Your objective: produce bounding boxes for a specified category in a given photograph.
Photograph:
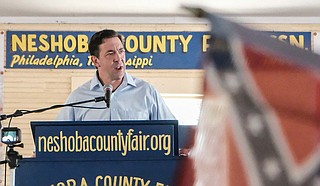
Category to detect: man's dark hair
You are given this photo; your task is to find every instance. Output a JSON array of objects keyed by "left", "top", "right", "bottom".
[{"left": 89, "top": 29, "right": 124, "bottom": 58}]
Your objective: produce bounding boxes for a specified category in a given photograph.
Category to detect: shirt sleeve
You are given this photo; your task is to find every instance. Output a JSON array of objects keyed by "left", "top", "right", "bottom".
[{"left": 151, "top": 89, "right": 176, "bottom": 120}]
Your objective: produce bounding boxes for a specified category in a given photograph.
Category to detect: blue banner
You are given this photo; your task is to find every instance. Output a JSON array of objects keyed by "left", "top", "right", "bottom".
[
  {"left": 31, "top": 120, "right": 179, "bottom": 159},
  {"left": 5, "top": 31, "right": 311, "bottom": 69},
  {"left": 15, "top": 158, "right": 183, "bottom": 186},
  {"left": 265, "top": 31, "right": 312, "bottom": 51}
]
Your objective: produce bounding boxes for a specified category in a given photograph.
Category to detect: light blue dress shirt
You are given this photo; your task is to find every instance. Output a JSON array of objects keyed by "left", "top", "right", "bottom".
[{"left": 56, "top": 72, "right": 176, "bottom": 121}]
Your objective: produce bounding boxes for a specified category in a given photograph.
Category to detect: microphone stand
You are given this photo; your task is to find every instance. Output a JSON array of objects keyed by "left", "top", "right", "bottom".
[
  {"left": 0, "top": 96, "right": 105, "bottom": 186},
  {"left": 0, "top": 96, "right": 105, "bottom": 121}
]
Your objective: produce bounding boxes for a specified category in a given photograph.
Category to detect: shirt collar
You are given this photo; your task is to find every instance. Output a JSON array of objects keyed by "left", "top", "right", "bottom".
[
  {"left": 90, "top": 71, "right": 136, "bottom": 91},
  {"left": 90, "top": 71, "right": 102, "bottom": 91},
  {"left": 125, "top": 72, "right": 136, "bottom": 87}
]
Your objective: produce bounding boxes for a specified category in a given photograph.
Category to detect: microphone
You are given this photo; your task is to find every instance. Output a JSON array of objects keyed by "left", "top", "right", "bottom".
[{"left": 103, "top": 84, "right": 113, "bottom": 108}]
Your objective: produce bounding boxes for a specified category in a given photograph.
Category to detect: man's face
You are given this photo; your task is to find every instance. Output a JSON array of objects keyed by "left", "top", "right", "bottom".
[{"left": 92, "top": 37, "right": 126, "bottom": 82}]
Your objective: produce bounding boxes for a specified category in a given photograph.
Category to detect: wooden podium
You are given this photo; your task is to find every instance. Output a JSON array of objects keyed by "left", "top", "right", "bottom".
[{"left": 14, "top": 120, "right": 195, "bottom": 186}]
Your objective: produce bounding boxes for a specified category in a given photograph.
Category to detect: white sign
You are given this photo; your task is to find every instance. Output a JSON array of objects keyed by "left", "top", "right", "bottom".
[{"left": 314, "top": 32, "right": 320, "bottom": 55}]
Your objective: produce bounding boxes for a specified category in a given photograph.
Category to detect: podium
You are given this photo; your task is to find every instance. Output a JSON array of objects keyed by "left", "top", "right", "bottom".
[{"left": 14, "top": 120, "right": 195, "bottom": 186}]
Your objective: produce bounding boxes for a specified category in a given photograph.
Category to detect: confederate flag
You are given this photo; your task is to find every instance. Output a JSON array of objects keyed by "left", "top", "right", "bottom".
[{"left": 178, "top": 8, "right": 320, "bottom": 186}]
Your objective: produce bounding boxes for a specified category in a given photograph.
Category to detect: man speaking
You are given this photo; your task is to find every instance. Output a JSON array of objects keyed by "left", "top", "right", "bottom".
[{"left": 57, "top": 29, "right": 175, "bottom": 121}]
